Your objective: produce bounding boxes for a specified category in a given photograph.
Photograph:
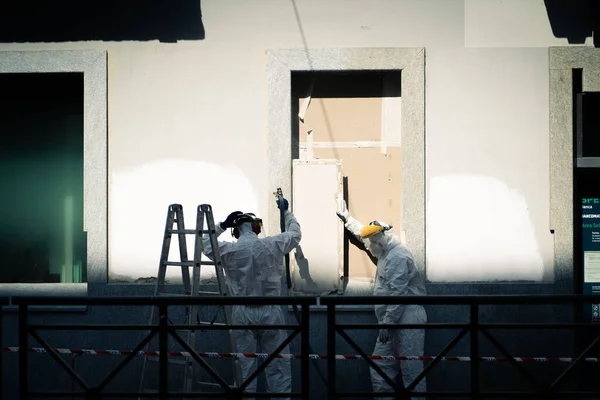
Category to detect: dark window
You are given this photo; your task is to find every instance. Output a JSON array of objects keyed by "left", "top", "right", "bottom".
[
  {"left": 579, "top": 92, "right": 600, "bottom": 157},
  {"left": 0, "top": 73, "right": 86, "bottom": 283}
]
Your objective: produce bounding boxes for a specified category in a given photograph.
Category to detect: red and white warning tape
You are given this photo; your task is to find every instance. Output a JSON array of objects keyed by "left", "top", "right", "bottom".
[{"left": 2, "top": 347, "right": 598, "bottom": 363}]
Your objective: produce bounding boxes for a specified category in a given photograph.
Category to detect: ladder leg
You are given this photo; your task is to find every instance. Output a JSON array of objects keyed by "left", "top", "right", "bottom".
[
  {"left": 139, "top": 204, "right": 178, "bottom": 399},
  {"left": 174, "top": 206, "right": 196, "bottom": 396},
  {"left": 191, "top": 207, "right": 204, "bottom": 320},
  {"left": 156, "top": 204, "right": 178, "bottom": 296},
  {"left": 180, "top": 207, "right": 206, "bottom": 394},
  {"left": 201, "top": 204, "right": 244, "bottom": 388},
  {"left": 175, "top": 207, "right": 192, "bottom": 295}
]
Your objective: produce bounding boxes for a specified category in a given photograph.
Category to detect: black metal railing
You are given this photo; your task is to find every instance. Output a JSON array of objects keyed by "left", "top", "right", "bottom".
[
  {"left": 13, "top": 295, "right": 315, "bottom": 399},
  {"left": 0, "top": 296, "right": 8, "bottom": 399},
  {"left": 4, "top": 295, "right": 600, "bottom": 399},
  {"left": 321, "top": 294, "right": 600, "bottom": 399}
]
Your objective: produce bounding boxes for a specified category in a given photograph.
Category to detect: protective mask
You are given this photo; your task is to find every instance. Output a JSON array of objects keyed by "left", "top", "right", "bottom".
[{"left": 367, "top": 234, "right": 386, "bottom": 258}]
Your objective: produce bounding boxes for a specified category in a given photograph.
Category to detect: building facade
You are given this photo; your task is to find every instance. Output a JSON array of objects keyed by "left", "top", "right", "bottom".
[{"left": 1, "top": 0, "right": 599, "bottom": 397}]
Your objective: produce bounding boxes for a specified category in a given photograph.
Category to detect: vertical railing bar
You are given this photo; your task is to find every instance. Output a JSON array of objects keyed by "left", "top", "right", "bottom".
[
  {"left": 327, "top": 303, "right": 336, "bottom": 400},
  {"left": 0, "top": 300, "right": 3, "bottom": 400},
  {"left": 158, "top": 304, "right": 168, "bottom": 397},
  {"left": 301, "top": 303, "right": 310, "bottom": 400},
  {"left": 471, "top": 302, "right": 480, "bottom": 399},
  {"left": 19, "top": 303, "right": 29, "bottom": 400}
]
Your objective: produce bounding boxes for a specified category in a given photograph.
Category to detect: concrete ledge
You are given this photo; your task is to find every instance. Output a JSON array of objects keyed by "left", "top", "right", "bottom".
[{"left": 549, "top": 47, "right": 600, "bottom": 69}]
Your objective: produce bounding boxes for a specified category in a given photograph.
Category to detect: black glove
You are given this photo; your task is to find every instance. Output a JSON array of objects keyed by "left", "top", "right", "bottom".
[
  {"left": 378, "top": 329, "right": 391, "bottom": 344},
  {"left": 220, "top": 211, "right": 243, "bottom": 229},
  {"left": 276, "top": 197, "right": 289, "bottom": 211}
]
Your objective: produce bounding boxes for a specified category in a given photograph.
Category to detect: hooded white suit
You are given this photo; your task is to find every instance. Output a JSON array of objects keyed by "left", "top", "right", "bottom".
[
  {"left": 344, "top": 215, "right": 427, "bottom": 400},
  {"left": 203, "top": 210, "right": 301, "bottom": 399}
]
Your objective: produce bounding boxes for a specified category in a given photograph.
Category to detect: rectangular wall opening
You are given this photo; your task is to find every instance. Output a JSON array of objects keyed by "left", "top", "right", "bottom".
[
  {"left": 0, "top": 72, "right": 86, "bottom": 284},
  {"left": 579, "top": 92, "right": 600, "bottom": 157},
  {"left": 291, "top": 70, "right": 402, "bottom": 285}
]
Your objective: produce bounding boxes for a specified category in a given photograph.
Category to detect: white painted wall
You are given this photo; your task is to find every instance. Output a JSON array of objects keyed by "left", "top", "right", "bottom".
[{"left": 0, "top": 0, "right": 591, "bottom": 282}]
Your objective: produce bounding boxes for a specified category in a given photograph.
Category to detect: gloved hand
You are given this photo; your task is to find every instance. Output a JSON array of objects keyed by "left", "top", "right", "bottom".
[
  {"left": 220, "top": 211, "right": 243, "bottom": 229},
  {"left": 377, "top": 328, "right": 391, "bottom": 344},
  {"left": 276, "top": 197, "right": 289, "bottom": 211},
  {"left": 336, "top": 199, "right": 349, "bottom": 223}
]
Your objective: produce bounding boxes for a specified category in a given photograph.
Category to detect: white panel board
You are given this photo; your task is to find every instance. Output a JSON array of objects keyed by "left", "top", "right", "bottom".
[{"left": 291, "top": 159, "right": 344, "bottom": 294}]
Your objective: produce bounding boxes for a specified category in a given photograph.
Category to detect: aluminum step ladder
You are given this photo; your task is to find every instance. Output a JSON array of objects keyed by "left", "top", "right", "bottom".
[{"left": 138, "top": 203, "right": 242, "bottom": 398}]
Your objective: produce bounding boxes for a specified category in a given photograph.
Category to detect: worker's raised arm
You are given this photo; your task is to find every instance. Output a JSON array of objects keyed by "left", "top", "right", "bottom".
[
  {"left": 202, "top": 223, "right": 231, "bottom": 262},
  {"left": 266, "top": 195, "right": 302, "bottom": 255},
  {"left": 267, "top": 210, "right": 302, "bottom": 255},
  {"left": 202, "top": 211, "right": 241, "bottom": 262},
  {"left": 336, "top": 200, "right": 367, "bottom": 245}
]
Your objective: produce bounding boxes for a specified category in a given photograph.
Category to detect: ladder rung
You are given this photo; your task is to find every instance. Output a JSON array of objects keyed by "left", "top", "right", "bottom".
[
  {"left": 157, "top": 292, "right": 191, "bottom": 297},
  {"left": 166, "top": 229, "right": 216, "bottom": 235},
  {"left": 165, "top": 261, "right": 193, "bottom": 266},
  {"left": 167, "top": 229, "right": 196, "bottom": 234},
  {"left": 163, "top": 261, "right": 218, "bottom": 267},
  {"left": 197, "top": 291, "right": 222, "bottom": 295}
]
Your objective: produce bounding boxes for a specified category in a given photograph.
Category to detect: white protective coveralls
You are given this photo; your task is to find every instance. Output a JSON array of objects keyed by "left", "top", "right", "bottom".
[
  {"left": 203, "top": 210, "right": 301, "bottom": 398},
  {"left": 342, "top": 212, "right": 427, "bottom": 399}
]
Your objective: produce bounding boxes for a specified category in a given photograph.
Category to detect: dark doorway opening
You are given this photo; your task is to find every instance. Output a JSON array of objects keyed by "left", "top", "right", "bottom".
[
  {"left": 578, "top": 93, "right": 600, "bottom": 157},
  {"left": 290, "top": 70, "right": 402, "bottom": 289},
  {"left": 0, "top": 73, "right": 86, "bottom": 283}
]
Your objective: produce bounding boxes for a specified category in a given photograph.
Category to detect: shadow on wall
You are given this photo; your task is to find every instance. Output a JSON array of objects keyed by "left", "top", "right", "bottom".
[
  {"left": 544, "top": 0, "right": 599, "bottom": 45},
  {"left": 0, "top": 0, "right": 204, "bottom": 43}
]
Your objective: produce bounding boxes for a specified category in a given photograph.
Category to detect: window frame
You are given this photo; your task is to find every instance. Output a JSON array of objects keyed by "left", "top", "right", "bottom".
[
  {"left": 0, "top": 50, "right": 108, "bottom": 299},
  {"left": 267, "top": 48, "right": 426, "bottom": 286},
  {"left": 550, "top": 47, "right": 600, "bottom": 293}
]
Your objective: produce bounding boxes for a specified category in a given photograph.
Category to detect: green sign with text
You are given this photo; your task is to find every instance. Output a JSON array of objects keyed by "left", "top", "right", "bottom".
[{"left": 582, "top": 198, "right": 600, "bottom": 323}]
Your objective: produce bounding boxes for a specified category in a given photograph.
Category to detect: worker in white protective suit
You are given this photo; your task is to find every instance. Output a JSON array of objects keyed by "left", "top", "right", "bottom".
[
  {"left": 202, "top": 197, "right": 301, "bottom": 399},
  {"left": 336, "top": 200, "right": 427, "bottom": 400}
]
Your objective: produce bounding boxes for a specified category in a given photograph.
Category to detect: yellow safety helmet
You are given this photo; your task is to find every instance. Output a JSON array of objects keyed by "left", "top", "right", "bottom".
[
  {"left": 359, "top": 221, "right": 392, "bottom": 239},
  {"left": 360, "top": 225, "right": 383, "bottom": 238}
]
